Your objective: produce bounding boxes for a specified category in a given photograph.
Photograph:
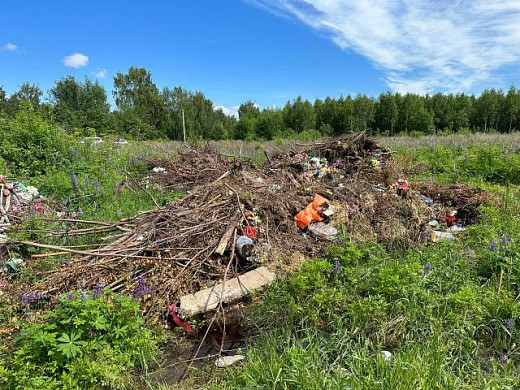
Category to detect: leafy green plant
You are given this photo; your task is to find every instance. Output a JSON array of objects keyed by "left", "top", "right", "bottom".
[
  {"left": 3, "top": 291, "right": 162, "bottom": 390},
  {"left": 0, "top": 103, "right": 73, "bottom": 176}
]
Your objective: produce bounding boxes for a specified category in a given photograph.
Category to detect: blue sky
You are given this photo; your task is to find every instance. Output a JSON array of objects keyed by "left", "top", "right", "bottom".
[{"left": 2, "top": 1, "right": 520, "bottom": 115}]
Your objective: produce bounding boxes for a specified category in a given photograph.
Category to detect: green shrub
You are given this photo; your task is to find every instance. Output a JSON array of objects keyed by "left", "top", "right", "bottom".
[
  {"left": 0, "top": 103, "right": 73, "bottom": 176},
  {"left": 3, "top": 292, "right": 161, "bottom": 390}
]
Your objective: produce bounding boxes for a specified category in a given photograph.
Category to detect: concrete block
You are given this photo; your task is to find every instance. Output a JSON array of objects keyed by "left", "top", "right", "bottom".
[{"left": 179, "top": 266, "right": 276, "bottom": 317}]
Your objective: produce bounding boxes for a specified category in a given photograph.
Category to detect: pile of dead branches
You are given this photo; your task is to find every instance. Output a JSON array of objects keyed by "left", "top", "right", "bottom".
[{"left": 13, "top": 133, "right": 491, "bottom": 320}]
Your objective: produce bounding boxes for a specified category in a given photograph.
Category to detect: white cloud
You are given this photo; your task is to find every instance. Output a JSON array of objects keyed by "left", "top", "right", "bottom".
[
  {"left": 94, "top": 68, "right": 106, "bottom": 78},
  {"left": 2, "top": 43, "right": 17, "bottom": 51},
  {"left": 63, "top": 53, "right": 89, "bottom": 68},
  {"left": 214, "top": 104, "right": 240, "bottom": 118},
  {"left": 248, "top": 0, "right": 520, "bottom": 93}
]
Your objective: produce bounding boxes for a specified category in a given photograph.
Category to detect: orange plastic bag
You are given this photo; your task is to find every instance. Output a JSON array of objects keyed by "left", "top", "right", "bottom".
[{"left": 294, "top": 194, "right": 329, "bottom": 229}]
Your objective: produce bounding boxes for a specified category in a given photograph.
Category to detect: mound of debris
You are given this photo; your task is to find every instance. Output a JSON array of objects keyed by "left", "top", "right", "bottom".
[{"left": 12, "top": 133, "right": 490, "bottom": 321}]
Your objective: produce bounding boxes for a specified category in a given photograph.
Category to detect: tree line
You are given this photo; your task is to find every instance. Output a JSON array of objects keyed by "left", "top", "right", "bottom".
[{"left": 1, "top": 66, "right": 520, "bottom": 140}]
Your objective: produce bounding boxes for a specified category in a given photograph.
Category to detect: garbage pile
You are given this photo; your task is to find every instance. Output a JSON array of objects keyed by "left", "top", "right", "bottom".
[
  {"left": 0, "top": 176, "right": 49, "bottom": 243},
  {"left": 15, "top": 133, "right": 490, "bottom": 320}
]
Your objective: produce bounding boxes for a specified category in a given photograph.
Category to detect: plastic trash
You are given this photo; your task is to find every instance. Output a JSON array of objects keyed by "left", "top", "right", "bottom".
[
  {"left": 243, "top": 226, "right": 258, "bottom": 239},
  {"left": 294, "top": 194, "right": 330, "bottom": 229},
  {"left": 441, "top": 210, "right": 457, "bottom": 227},
  {"left": 5, "top": 258, "right": 23, "bottom": 273},
  {"left": 447, "top": 225, "right": 466, "bottom": 232},
  {"left": 382, "top": 351, "right": 392, "bottom": 361},
  {"left": 428, "top": 220, "right": 439, "bottom": 227},
  {"left": 215, "top": 354, "right": 245, "bottom": 368},
  {"left": 152, "top": 167, "right": 166, "bottom": 173},
  {"left": 236, "top": 235, "right": 254, "bottom": 258},
  {"left": 432, "top": 231, "right": 456, "bottom": 242},
  {"left": 419, "top": 194, "right": 433, "bottom": 205},
  {"left": 308, "top": 222, "right": 338, "bottom": 241},
  {"left": 321, "top": 204, "right": 335, "bottom": 217}
]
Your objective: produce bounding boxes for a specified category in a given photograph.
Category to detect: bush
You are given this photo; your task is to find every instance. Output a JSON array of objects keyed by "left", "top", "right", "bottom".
[
  {"left": 2, "top": 291, "right": 161, "bottom": 390},
  {"left": 0, "top": 103, "right": 73, "bottom": 176}
]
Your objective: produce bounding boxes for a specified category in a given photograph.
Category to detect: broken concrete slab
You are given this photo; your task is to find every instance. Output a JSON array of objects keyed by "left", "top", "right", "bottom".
[
  {"left": 179, "top": 266, "right": 276, "bottom": 317},
  {"left": 215, "top": 354, "right": 245, "bottom": 368}
]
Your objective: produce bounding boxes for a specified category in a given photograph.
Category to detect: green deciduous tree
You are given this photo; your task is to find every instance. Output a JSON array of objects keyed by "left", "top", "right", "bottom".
[
  {"left": 113, "top": 67, "right": 165, "bottom": 133},
  {"left": 50, "top": 76, "right": 110, "bottom": 134}
]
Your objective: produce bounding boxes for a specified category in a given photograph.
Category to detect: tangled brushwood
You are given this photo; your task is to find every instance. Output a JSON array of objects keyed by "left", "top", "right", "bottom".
[{"left": 10, "top": 133, "right": 490, "bottom": 320}]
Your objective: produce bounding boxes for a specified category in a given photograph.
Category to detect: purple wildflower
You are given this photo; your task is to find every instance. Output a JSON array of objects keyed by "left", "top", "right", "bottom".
[
  {"left": 92, "top": 178, "right": 99, "bottom": 195},
  {"left": 501, "top": 234, "right": 509, "bottom": 248},
  {"left": 333, "top": 160, "right": 344, "bottom": 169},
  {"left": 465, "top": 248, "right": 473, "bottom": 262},
  {"left": 423, "top": 263, "right": 432, "bottom": 277},
  {"left": 70, "top": 169, "right": 78, "bottom": 192},
  {"left": 130, "top": 156, "right": 139, "bottom": 165},
  {"left": 348, "top": 206, "right": 357, "bottom": 219},
  {"left": 420, "top": 231, "right": 429, "bottom": 243},
  {"left": 331, "top": 260, "right": 341, "bottom": 278},
  {"left": 19, "top": 291, "right": 43, "bottom": 304},
  {"left": 133, "top": 277, "right": 153, "bottom": 299},
  {"left": 489, "top": 239, "right": 498, "bottom": 252},
  {"left": 498, "top": 355, "right": 508, "bottom": 365},
  {"left": 66, "top": 293, "right": 75, "bottom": 301},
  {"left": 93, "top": 284, "right": 102, "bottom": 299},
  {"left": 503, "top": 318, "right": 514, "bottom": 330}
]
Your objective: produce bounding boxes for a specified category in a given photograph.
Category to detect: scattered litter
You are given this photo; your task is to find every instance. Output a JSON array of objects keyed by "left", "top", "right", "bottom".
[
  {"left": 294, "top": 194, "right": 330, "bottom": 229},
  {"left": 432, "top": 231, "right": 457, "bottom": 242},
  {"left": 308, "top": 222, "right": 338, "bottom": 241},
  {"left": 4, "top": 257, "right": 24, "bottom": 273},
  {"left": 243, "top": 226, "right": 258, "bottom": 239},
  {"left": 321, "top": 204, "right": 335, "bottom": 217},
  {"left": 419, "top": 194, "right": 433, "bottom": 205},
  {"left": 236, "top": 235, "right": 254, "bottom": 258},
  {"left": 152, "top": 167, "right": 167, "bottom": 173},
  {"left": 447, "top": 225, "right": 466, "bottom": 232},
  {"left": 442, "top": 210, "right": 457, "bottom": 227},
  {"left": 382, "top": 350, "right": 392, "bottom": 361},
  {"left": 215, "top": 354, "right": 245, "bottom": 368},
  {"left": 428, "top": 220, "right": 439, "bottom": 227}
]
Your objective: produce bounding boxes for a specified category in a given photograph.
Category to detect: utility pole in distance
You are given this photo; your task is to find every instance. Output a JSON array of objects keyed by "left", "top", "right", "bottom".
[{"left": 182, "top": 108, "right": 186, "bottom": 143}]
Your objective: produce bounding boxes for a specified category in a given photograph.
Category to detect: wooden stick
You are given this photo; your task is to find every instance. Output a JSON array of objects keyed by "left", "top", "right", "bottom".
[
  {"left": 31, "top": 251, "right": 71, "bottom": 259},
  {"left": 215, "top": 221, "right": 237, "bottom": 256}
]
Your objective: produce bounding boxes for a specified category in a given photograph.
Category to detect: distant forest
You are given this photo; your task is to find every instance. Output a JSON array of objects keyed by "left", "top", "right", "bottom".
[{"left": 1, "top": 66, "right": 520, "bottom": 140}]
